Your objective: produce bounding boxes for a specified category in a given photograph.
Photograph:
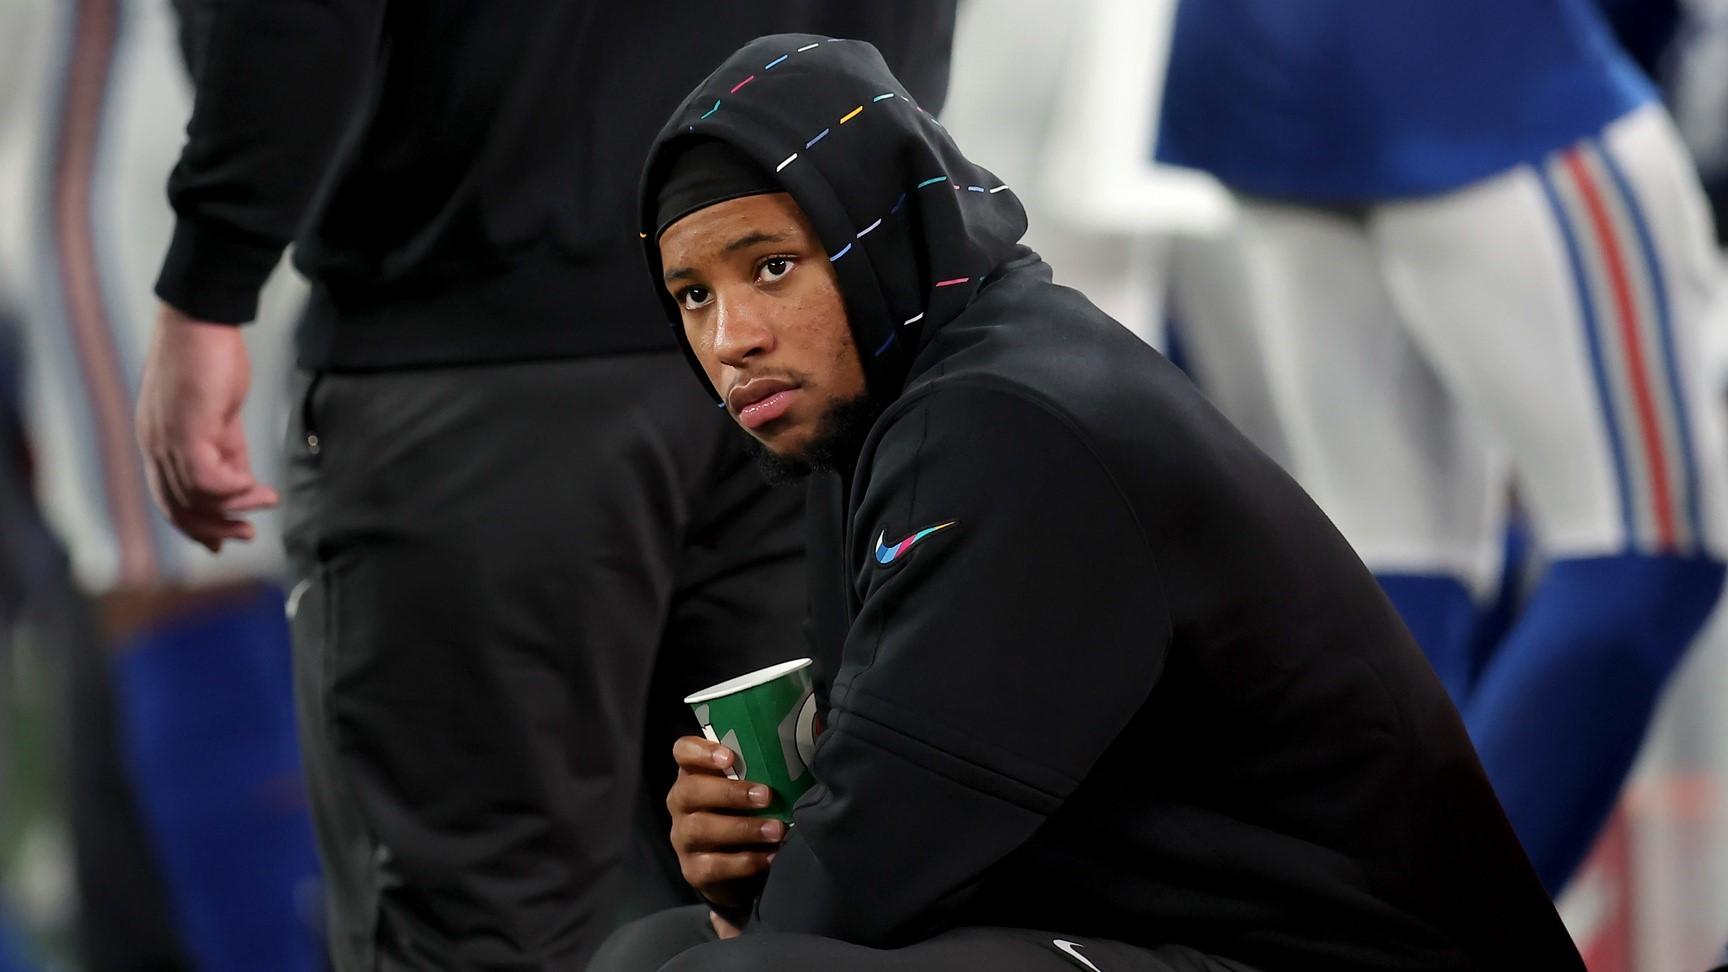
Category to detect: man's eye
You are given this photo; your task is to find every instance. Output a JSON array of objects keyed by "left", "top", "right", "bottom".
[
  {"left": 758, "top": 257, "right": 793, "bottom": 283},
  {"left": 678, "top": 286, "right": 711, "bottom": 311}
]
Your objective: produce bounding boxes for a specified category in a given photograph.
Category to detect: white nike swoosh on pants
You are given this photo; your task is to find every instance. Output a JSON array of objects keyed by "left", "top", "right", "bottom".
[
  {"left": 1053, "top": 939, "right": 1102, "bottom": 971},
  {"left": 285, "top": 578, "right": 312, "bottom": 620}
]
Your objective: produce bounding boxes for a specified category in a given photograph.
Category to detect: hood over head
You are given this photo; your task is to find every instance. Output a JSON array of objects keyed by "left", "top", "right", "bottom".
[{"left": 639, "top": 34, "right": 1028, "bottom": 402}]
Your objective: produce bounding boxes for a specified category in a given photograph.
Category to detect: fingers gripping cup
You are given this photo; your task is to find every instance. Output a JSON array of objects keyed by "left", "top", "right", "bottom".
[{"left": 685, "top": 658, "right": 819, "bottom": 823}]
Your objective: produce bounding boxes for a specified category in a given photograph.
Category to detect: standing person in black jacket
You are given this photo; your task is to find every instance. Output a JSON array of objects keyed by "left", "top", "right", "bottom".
[
  {"left": 595, "top": 35, "right": 1586, "bottom": 971},
  {"left": 133, "top": 4, "right": 956, "bottom": 968}
]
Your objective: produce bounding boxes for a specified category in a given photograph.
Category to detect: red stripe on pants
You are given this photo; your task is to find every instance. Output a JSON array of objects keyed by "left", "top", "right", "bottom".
[{"left": 1563, "top": 148, "right": 1676, "bottom": 551}]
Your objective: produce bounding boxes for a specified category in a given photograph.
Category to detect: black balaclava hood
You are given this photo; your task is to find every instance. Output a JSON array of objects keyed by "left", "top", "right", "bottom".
[{"left": 639, "top": 34, "right": 1029, "bottom": 403}]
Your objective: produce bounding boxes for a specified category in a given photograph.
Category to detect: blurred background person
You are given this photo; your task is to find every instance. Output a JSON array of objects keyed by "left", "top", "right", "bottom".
[
  {"left": 136, "top": 0, "right": 957, "bottom": 966},
  {"left": 0, "top": 0, "right": 323, "bottom": 967},
  {"left": 1157, "top": 0, "right": 1728, "bottom": 910}
]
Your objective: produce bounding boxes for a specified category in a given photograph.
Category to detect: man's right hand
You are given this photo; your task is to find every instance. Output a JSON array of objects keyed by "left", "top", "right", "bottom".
[
  {"left": 668, "top": 735, "right": 786, "bottom": 914},
  {"left": 135, "top": 303, "right": 278, "bottom": 552}
]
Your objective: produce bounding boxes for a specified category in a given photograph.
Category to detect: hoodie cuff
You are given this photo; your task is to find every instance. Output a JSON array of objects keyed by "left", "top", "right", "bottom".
[{"left": 154, "top": 217, "right": 286, "bottom": 324}]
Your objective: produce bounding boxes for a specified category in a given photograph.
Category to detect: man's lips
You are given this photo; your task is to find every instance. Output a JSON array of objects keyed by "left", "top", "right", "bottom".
[{"left": 727, "top": 378, "right": 800, "bottom": 430}]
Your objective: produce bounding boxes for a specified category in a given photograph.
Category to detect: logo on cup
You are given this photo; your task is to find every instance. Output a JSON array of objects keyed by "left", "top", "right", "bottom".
[
  {"left": 795, "top": 694, "right": 820, "bottom": 767},
  {"left": 719, "top": 728, "right": 747, "bottom": 779},
  {"left": 778, "top": 693, "right": 822, "bottom": 781}
]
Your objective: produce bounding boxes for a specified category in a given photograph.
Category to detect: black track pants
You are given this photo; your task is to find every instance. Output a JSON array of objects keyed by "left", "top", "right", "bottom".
[
  {"left": 284, "top": 353, "right": 806, "bottom": 969},
  {"left": 591, "top": 906, "right": 1259, "bottom": 972}
]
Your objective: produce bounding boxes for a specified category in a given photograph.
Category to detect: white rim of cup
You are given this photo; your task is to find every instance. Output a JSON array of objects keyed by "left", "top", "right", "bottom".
[{"left": 683, "top": 658, "right": 814, "bottom": 705}]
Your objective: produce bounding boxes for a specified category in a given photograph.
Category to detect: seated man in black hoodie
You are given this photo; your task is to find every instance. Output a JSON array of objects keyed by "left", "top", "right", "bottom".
[{"left": 594, "top": 34, "right": 1586, "bottom": 972}]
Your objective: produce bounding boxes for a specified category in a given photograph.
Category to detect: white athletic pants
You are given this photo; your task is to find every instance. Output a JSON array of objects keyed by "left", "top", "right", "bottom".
[{"left": 1172, "top": 103, "right": 1728, "bottom": 592}]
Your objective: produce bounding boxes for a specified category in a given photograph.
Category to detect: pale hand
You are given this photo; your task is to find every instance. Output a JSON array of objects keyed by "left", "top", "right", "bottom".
[
  {"left": 667, "top": 735, "right": 785, "bottom": 917},
  {"left": 135, "top": 303, "right": 278, "bottom": 552}
]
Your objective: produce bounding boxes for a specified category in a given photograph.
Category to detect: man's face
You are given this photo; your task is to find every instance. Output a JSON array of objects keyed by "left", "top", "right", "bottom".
[{"left": 660, "top": 192, "right": 866, "bottom": 462}]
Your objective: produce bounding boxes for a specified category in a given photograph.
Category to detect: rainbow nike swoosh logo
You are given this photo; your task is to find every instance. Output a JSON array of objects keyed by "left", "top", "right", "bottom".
[{"left": 873, "top": 521, "right": 957, "bottom": 565}]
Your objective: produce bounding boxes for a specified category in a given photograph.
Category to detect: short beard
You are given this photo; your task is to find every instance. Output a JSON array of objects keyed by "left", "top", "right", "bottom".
[{"left": 748, "top": 393, "right": 883, "bottom": 484}]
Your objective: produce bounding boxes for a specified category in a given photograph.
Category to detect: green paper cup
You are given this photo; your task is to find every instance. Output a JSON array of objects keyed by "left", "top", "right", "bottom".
[{"left": 685, "top": 658, "right": 818, "bottom": 823}]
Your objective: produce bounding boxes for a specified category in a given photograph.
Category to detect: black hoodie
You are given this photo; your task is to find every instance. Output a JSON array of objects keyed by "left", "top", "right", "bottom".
[{"left": 640, "top": 36, "right": 1584, "bottom": 972}]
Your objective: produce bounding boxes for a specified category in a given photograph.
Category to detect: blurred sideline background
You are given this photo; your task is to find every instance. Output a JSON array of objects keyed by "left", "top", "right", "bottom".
[{"left": 2, "top": 0, "right": 1727, "bottom": 968}]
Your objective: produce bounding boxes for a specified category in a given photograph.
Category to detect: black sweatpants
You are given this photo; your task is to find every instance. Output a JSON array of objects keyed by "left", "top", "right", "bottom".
[
  {"left": 283, "top": 352, "right": 806, "bottom": 969},
  {"left": 590, "top": 906, "right": 1259, "bottom": 972}
]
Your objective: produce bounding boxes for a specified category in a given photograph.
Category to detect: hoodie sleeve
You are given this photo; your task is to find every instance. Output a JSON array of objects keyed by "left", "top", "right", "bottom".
[
  {"left": 154, "top": 0, "right": 384, "bottom": 324},
  {"left": 752, "top": 382, "right": 1172, "bottom": 944}
]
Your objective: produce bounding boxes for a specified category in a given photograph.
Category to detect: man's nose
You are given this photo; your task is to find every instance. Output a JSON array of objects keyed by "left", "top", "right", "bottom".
[{"left": 713, "top": 297, "right": 774, "bottom": 367}]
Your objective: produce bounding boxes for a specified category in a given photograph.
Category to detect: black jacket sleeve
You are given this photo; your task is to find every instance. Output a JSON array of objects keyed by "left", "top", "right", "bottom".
[
  {"left": 752, "top": 382, "right": 1173, "bottom": 945},
  {"left": 154, "top": 0, "right": 384, "bottom": 323}
]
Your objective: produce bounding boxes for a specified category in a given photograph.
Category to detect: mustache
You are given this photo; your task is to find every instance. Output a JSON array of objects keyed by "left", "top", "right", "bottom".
[{"left": 729, "top": 366, "right": 806, "bottom": 390}]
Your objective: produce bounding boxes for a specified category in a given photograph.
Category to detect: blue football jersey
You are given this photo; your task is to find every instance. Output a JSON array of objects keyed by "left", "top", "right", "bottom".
[{"left": 1156, "top": 0, "right": 1654, "bottom": 201}]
